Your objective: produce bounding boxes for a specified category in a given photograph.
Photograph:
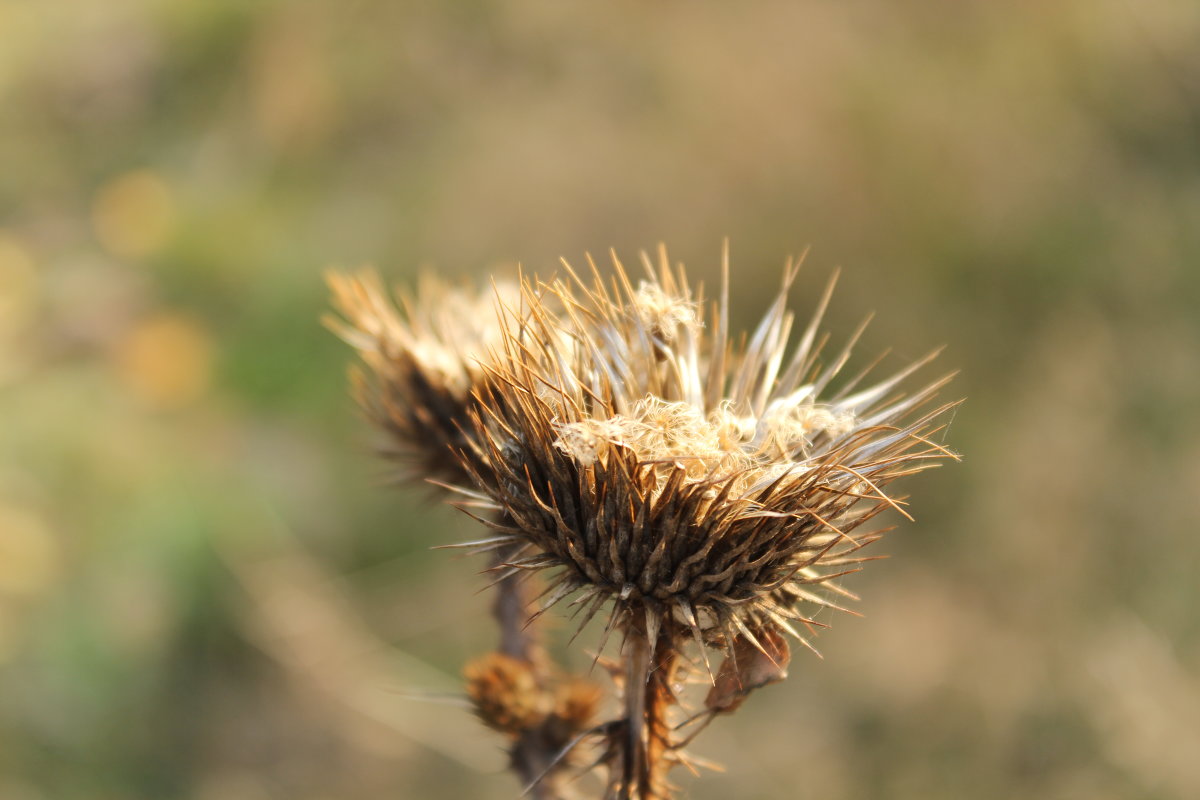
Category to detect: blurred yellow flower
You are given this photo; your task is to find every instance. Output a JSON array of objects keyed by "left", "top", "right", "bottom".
[
  {"left": 114, "top": 312, "right": 214, "bottom": 408},
  {"left": 91, "top": 170, "right": 176, "bottom": 260}
]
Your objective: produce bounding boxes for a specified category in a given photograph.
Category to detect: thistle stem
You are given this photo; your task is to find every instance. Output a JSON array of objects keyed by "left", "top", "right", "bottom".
[
  {"left": 490, "top": 538, "right": 571, "bottom": 800},
  {"left": 622, "top": 631, "right": 650, "bottom": 797},
  {"left": 492, "top": 550, "right": 542, "bottom": 666},
  {"left": 643, "top": 623, "right": 681, "bottom": 800},
  {"left": 643, "top": 634, "right": 677, "bottom": 800},
  {"left": 619, "top": 615, "right": 679, "bottom": 800}
]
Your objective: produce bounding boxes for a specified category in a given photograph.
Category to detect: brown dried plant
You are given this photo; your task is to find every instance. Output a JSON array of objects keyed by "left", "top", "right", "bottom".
[
  {"left": 325, "top": 269, "right": 518, "bottom": 483},
  {"left": 328, "top": 248, "right": 959, "bottom": 800},
  {"left": 326, "top": 269, "right": 592, "bottom": 799}
]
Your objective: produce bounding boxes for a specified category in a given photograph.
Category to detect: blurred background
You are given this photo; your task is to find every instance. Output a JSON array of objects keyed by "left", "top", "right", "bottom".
[{"left": 2, "top": 0, "right": 1199, "bottom": 798}]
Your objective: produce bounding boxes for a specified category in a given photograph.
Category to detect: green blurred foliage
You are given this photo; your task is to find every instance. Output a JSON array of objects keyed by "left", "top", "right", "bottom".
[{"left": 2, "top": 0, "right": 1199, "bottom": 797}]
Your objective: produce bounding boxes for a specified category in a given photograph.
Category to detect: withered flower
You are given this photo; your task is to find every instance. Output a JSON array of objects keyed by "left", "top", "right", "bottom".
[
  {"left": 329, "top": 249, "right": 959, "bottom": 800},
  {"left": 328, "top": 269, "right": 587, "bottom": 798},
  {"left": 460, "top": 249, "right": 957, "bottom": 656},
  {"left": 465, "top": 651, "right": 548, "bottom": 736},
  {"left": 325, "top": 269, "right": 520, "bottom": 483},
  {"left": 452, "top": 249, "right": 958, "bottom": 796}
]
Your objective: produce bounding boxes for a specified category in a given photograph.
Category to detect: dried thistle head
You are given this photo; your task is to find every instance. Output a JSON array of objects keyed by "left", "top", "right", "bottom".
[
  {"left": 454, "top": 248, "right": 959, "bottom": 660},
  {"left": 325, "top": 269, "right": 520, "bottom": 484},
  {"left": 465, "top": 652, "right": 548, "bottom": 736}
]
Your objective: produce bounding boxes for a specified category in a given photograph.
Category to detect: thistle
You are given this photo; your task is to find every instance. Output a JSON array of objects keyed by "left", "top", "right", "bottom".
[
  {"left": 324, "top": 269, "right": 519, "bottom": 484},
  {"left": 326, "top": 268, "right": 592, "bottom": 799},
  {"left": 328, "top": 248, "right": 960, "bottom": 800},
  {"left": 451, "top": 248, "right": 958, "bottom": 798}
]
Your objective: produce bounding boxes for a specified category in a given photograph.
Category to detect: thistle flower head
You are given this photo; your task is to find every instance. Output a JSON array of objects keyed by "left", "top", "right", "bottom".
[
  {"left": 455, "top": 249, "right": 958, "bottom": 658},
  {"left": 325, "top": 269, "right": 520, "bottom": 483}
]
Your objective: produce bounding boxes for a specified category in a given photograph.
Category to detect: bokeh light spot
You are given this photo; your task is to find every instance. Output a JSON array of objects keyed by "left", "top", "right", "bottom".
[{"left": 114, "top": 312, "right": 215, "bottom": 409}]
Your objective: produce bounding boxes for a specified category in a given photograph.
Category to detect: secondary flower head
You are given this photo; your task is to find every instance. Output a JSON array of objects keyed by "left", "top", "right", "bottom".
[
  {"left": 455, "top": 249, "right": 958, "bottom": 659},
  {"left": 326, "top": 269, "right": 520, "bottom": 484}
]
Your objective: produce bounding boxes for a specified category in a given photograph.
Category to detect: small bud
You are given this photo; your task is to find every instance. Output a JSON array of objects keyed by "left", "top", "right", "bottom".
[{"left": 464, "top": 652, "right": 546, "bottom": 736}]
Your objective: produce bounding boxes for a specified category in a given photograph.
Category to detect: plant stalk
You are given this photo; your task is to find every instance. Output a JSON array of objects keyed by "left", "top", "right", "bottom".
[
  {"left": 617, "top": 615, "right": 679, "bottom": 800},
  {"left": 491, "top": 542, "right": 570, "bottom": 800}
]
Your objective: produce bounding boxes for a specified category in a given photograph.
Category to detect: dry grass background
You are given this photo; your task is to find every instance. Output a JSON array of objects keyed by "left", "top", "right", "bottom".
[{"left": 2, "top": 0, "right": 1199, "bottom": 798}]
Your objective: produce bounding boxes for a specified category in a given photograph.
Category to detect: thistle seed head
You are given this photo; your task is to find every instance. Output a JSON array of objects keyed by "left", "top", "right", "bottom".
[
  {"left": 325, "top": 269, "right": 520, "bottom": 483},
  {"left": 464, "top": 652, "right": 547, "bottom": 736},
  {"left": 455, "top": 248, "right": 959, "bottom": 658}
]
